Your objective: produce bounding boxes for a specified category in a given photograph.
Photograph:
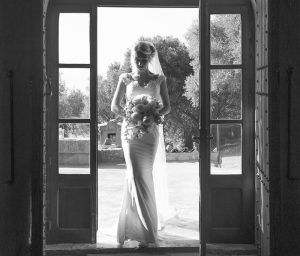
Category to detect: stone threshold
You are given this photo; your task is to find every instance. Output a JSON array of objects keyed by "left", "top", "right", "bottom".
[{"left": 46, "top": 243, "right": 257, "bottom": 256}]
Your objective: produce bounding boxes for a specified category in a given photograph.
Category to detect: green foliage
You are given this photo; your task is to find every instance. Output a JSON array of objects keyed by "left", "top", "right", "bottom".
[
  {"left": 97, "top": 36, "right": 199, "bottom": 147},
  {"left": 184, "top": 20, "right": 200, "bottom": 108},
  {"left": 210, "top": 14, "right": 241, "bottom": 65},
  {"left": 58, "top": 74, "right": 87, "bottom": 119},
  {"left": 97, "top": 49, "right": 133, "bottom": 124},
  {"left": 211, "top": 69, "right": 241, "bottom": 119},
  {"left": 184, "top": 14, "right": 242, "bottom": 122},
  {"left": 121, "top": 48, "right": 132, "bottom": 73},
  {"left": 138, "top": 36, "right": 198, "bottom": 148},
  {"left": 98, "top": 61, "right": 128, "bottom": 123},
  {"left": 58, "top": 73, "right": 89, "bottom": 137},
  {"left": 67, "top": 90, "right": 86, "bottom": 117}
]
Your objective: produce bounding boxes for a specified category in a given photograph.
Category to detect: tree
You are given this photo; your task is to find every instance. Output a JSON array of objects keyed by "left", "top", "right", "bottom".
[
  {"left": 138, "top": 36, "right": 198, "bottom": 148},
  {"left": 184, "top": 20, "right": 200, "bottom": 108},
  {"left": 210, "top": 14, "right": 241, "bottom": 65},
  {"left": 58, "top": 74, "right": 72, "bottom": 118},
  {"left": 58, "top": 72, "right": 89, "bottom": 137},
  {"left": 97, "top": 36, "right": 199, "bottom": 147},
  {"left": 120, "top": 48, "right": 132, "bottom": 73},
  {"left": 67, "top": 90, "right": 86, "bottom": 118},
  {"left": 97, "top": 63, "right": 122, "bottom": 123},
  {"left": 184, "top": 15, "right": 242, "bottom": 120}
]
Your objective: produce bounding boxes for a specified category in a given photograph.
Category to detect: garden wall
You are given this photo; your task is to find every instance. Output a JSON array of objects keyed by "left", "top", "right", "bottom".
[{"left": 59, "top": 139, "right": 199, "bottom": 165}]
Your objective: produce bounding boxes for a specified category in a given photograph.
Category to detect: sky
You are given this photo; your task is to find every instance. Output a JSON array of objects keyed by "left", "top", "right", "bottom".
[
  {"left": 58, "top": 8, "right": 198, "bottom": 91},
  {"left": 97, "top": 8, "right": 198, "bottom": 77}
]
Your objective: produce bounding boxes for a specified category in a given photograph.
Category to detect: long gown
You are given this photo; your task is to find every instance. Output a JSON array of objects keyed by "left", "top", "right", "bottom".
[{"left": 117, "top": 73, "right": 165, "bottom": 245}]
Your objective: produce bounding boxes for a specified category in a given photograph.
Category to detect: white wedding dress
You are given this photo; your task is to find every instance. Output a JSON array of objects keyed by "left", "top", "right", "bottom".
[{"left": 117, "top": 73, "right": 167, "bottom": 245}]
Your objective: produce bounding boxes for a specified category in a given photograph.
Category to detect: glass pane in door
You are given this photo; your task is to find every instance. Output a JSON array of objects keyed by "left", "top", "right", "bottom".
[
  {"left": 210, "top": 69, "right": 242, "bottom": 120},
  {"left": 210, "top": 123, "right": 242, "bottom": 175},
  {"left": 59, "top": 13, "right": 90, "bottom": 64},
  {"left": 210, "top": 14, "right": 242, "bottom": 65},
  {"left": 59, "top": 68, "right": 90, "bottom": 119},
  {"left": 59, "top": 123, "right": 90, "bottom": 174}
]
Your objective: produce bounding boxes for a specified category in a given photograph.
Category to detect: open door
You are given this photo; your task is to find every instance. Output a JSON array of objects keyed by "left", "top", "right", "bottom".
[
  {"left": 46, "top": 4, "right": 98, "bottom": 244},
  {"left": 200, "top": 0, "right": 255, "bottom": 245},
  {"left": 44, "top": 0, "right": 254, "bottom": 248}
]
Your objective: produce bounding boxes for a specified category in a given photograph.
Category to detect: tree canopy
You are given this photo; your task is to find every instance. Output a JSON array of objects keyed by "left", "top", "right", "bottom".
[
  {"left": 184, "top": 14, "right": 242, "bottom": 120},
  {"left": 58, "top": 73, "right": 89, "bottom": 137},
  {"left": 97, "top": 36, "right": 198, "bottom": 147},
  {"left": 139, "top": 36, "right": 198, "bottom": 147},
  {"left": 58, "top": 74, "right": 87, "bottom": 119},
  {"left": 58, "top": 15, "right": 242, "bottom": 146}
]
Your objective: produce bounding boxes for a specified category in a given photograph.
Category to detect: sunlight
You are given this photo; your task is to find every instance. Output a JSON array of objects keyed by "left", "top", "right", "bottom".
[
  {"left": 97, "top": 7, "right": 198, "bottom": 77},
  {"left": 97, "top": 7, "right": 199, "bottom": 247}
]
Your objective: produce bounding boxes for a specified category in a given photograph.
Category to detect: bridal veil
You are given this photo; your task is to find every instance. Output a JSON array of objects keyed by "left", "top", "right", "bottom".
[{"left": 147, "top": 43, "right": 174, "bottom": 228}]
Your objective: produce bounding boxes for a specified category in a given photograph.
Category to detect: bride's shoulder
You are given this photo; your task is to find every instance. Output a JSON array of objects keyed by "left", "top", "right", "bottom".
[{"left": 119, "top": 73, "right": 133, "bottom": 85}]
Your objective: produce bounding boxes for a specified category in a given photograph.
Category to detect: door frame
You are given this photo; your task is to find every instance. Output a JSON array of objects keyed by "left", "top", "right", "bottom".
[
  {"left": 200, "top": 0, "right": 255, "bottom": 250},
  {"left": 206, "top": 2, "right": 255, "bottom": 243},
  {"left": 46, "top": 2, "right": 98, "bottom": 243},
  {"left": 44, "top": 0, "right": 256, "bottom": 254}
]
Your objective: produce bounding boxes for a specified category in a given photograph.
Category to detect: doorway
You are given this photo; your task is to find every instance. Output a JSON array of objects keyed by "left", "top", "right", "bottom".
[
  {"left": 97, "top": 6, "right": 199, "bottom": 247},
  {"left": 44, "top": 0, "right": 256, "bottom": 254}
]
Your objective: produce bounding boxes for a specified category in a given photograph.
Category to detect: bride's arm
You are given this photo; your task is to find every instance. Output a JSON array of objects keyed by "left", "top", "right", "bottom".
[
  {"left": 111, "top": 74, "right": 126, "bottom": 118},
  {"left": 158, "top": 76, "right": 171, "bottom": 116}
]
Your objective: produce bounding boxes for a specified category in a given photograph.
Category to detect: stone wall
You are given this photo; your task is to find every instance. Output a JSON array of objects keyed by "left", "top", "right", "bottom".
[
  {"left": 98, "top": 148, "right": 125, "bottom": 163},
  {"left": 59, "top": 139, "right": 89, "bottom": 166},
  {"left": 166, "top": 151, "right": 199, "bottom": 161},
  {"left": 59, "top": 139, "right": 200, "bottom": 165}
]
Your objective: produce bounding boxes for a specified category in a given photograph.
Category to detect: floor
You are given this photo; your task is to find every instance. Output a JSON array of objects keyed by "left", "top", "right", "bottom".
[
  {"left": 97, "top": 161, "right": 199, "bottom": 247},
  {"left": 46, "top": 243, "right": 258, "bottom": 256},
  {"left": 47, "top": 160, "right": 257, "bottom": 255}
]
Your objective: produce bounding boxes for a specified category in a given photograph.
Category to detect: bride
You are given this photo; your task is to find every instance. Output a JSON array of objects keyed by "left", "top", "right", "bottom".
[{"left": 111, "top": 41, "right": 171, "bottom": 247}]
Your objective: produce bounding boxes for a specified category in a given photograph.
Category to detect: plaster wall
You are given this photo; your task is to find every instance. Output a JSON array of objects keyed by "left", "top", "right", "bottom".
[
  {"left": 279, "top": 1, "right": 300, "bottom": 255},
  {"left": 269, "top": 1, "right": 300, "bottom": 255},
  {"left": 0, "top": 0, "right": 43, "bottom": 255}
]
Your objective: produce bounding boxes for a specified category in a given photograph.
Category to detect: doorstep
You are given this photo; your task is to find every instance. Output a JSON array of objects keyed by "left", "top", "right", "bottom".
[{"left": 46, "top": 243, "right": 257, "bottom": 256}]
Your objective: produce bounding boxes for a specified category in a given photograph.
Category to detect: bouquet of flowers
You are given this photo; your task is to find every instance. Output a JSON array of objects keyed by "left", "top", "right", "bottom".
[{"left": 124, "top": 95, "right": 163, "bottom": 140}]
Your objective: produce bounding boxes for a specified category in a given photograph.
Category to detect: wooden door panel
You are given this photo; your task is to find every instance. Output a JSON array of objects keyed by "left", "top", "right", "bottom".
[
  {"left": 211, "top": 188, "right": 242, "bottom": 228},
  {"left": 58, "top": 187, "right": 91, "bottom": 229},
  {"left": 204, "top": 1, "right": 254, "bottom": 244},
  {"left": 46, "top": 5, "right": 97, "bottom": 244},
  {"left": 208, "top": 186, "right": 253, "bottom": 243}
]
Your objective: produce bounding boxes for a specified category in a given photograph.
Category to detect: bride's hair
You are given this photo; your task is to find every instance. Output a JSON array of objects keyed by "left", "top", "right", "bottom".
[{"left": 131, "top": 41, "right": 156, "bottom": 67}]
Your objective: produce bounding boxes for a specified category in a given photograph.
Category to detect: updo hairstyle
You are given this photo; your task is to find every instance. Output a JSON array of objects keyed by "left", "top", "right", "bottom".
[{"left": 131, "top": 41, "right": 156, "bottom": 68}]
